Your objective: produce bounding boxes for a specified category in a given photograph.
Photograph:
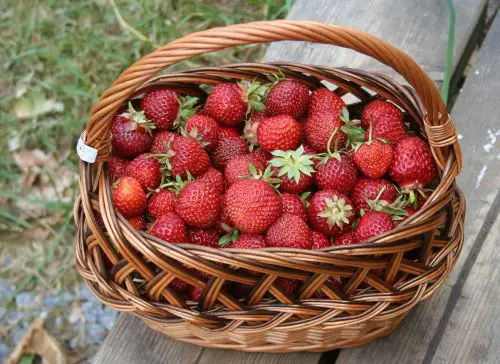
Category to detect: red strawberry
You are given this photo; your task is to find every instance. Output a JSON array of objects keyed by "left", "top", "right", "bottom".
[
  {"left": 215, "top": 196, "right": 234, "bottom": 235},
  {"left": 211, "top": 136, "right": 248, "bottom": 169},
  {"left": 243, "top": 111, "right": 266, "bottom": 149},
  {"left": 188, "top": 228, "right": 219, "bottom": 248},
  {"left": 175, "top": 181, "right": 221, "bottom": 228},
  {"left": 112, "top": 177, "right": 146, "bottom": 217},
  {"left": 265, "top": 80, "right": 309, "bottom": 118},
  {"left": 353, "top": 139, "right": 393, "bottom": 179},
  {"left": 315, "top": 153, "right": 358, "bottom": 194},
  {"left": 257, "top": 115, "right": 302, "bottom": 152},
  {"left": 108, "top": 156, "right": 129, "bottom": 182},
  {"left": 309, "top": 190, "right": 354, "bottom": 237},
  {"left": 149, "top": 212, "right": 187, "bottom": 243},
  {"left": 231, "top": 283, "right": 253, "bottom": 299},
  {"left": 249, "top": 149, "right": 271, "bottom": 166},
  {"left": 230, "top": 234, "right": 267, "bottom": 249},
  {"left": 281, "top": 193, "right": 308, "bottom": 221},
  {"left": 361, "top": 99, "right": 403, "bottom": 129},
  {"left": 169, "top": 136, "right": 210, "bottom": 178},
  {"left": 308, "top": 88, "right": 345, "bottom": 115},
  {"left": 150, "top": 131, "right": 177, "bottom": 154},
  {"left": 305, "top": 110, "right": 347, "bottom": 152},
  {"left": 276, "top": 278, "right": 301, "bottom": 296},
  {"left": 127, "top": 215, "right": 146, "bottom": 230},
  {"left": 351, "top": 178, "right": 397, "bottom": 213},
  {"left": 225, "top": 179, "right": 282, "bottom": 234},
  {"left": 170, "top": 278, "right": 189, "bottom": 294},
  {"left": 389, "top": 136, "right": 437, "bottom": 189},
  {"left": 224, "top": 154, "right": 264, "bottom": 186},
  {"left": 333, "top": 230, "right": 358, "bottom": 246},
  {"left": 367, "top": 114, "right": 406, "bottom": 143},
  {"left": 125, "top": 153, "right": 161, "bottom": 190},
  {"left": 188, "top": 286, "right": 202, "bottom": 301},
  {"left": 147, "top": 189, "right": 176, "bottom": 219},
  {"left": 269, "top": 146, "right": 316, "bottom": 194},
  {"left": 184, "top": 114, "right": 219, "bottom": 152},
  {"left": 218, "top": 126, "right": 240, "bottom": 139},
  {"left": 197, "top": 167, "right": 225, "bottom": 194},
  {"left": 111, "top": 112, "right": 154, "bottom": 158},
  {"left": 141, "top": 89, "right": 180, "bottom": 130},
  {"left": 355, "top": 211, "right": 394, "bottom": 242},
  {"left": 267, "top": 213, "right": 312, "bottom": 249},
  {"left": 311, "top": 231, "right": 330, "bottom": 249}
]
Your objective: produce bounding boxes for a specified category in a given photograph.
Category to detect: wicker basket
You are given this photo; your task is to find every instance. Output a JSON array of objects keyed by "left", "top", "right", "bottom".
[{"left": 74, "top": 20, "right": 465, "bottom": 352}]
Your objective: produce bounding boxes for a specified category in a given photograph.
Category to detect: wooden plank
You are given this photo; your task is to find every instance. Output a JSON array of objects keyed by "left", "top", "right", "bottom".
[
  {"left": 196, "top": 348, "right": 327, "bottom": 364},
  {"left": 336, "top": 14, "right": 500, "bottom": 364}
]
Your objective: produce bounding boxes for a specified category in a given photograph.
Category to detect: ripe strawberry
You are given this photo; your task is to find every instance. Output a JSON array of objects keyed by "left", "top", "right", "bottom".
[
  {"left": 333, "top": 230, "right": 358, "bottom": 246},
  {"left": 230, "top": 234, "right": 267, "bottom": 249},
  {"left": 170, "top": 278, "right": 189, "bottom": 294},
  {"left": 353, "top": 139, "right": 393, "bottom": 179},
  {"left": 224, "top": 154, "right": 265, "bottom": 186},
  {"left": 351, "top": 178, "right": 397, "bottom": 213},
  {"left": 197, "top": 167, "right": 225, "bottom": 194},
  {"left": 125, "top": 153, "right": 161, "bottom": 190},
  {"left": 168, "top": 136, "right": 210, "bottom": 178},
  {"left": 269, "top": 146, "right": 316, "bottom": 194},
  {"left": 367, "top": 114, "right": 406, "bottom": 143},
  {"left": 307, "top": 88, "right": 345, "bottom": 115},
  {"left": 265, "top": 79, "right": 310, "bottom": 118},
  {"left": 267, "top": 213, "right": 312, "bottom": 249},
  {"left": 149, "top": 212, "right": 187, "bottom": 243},
  {"left": 276, "top": 278, "right": 301, "bottom": 296},
  {"left": 315, "top": 153, "right": 358, "bottom": 194},
  {"left": 243, "top": 111, "right": 266, "bottom": 150},
  {"left": 112, "top": 177, "right": 146, "bottom": 217},
  {"left": 111, "top": 110, "right": 154, "bottom": 158},
  {"left": 175, "top": 181, "right": 221, "bottom": 228},
  {"left": 211, "top": 136, "right": 248, "bottom": 169},
  {"left": 257, "top": 115, "right": 302, "bottom": 152},
  {"left": 108, "top": 156, "right": 129, "bottom": 182},
  {"left": 305, "top": 110, "right": 347, "bottom": 152},
  {"left": 309, "top": 190, "right": 354, "bottom": 237},
  {"left": 311, "top": 231, "right": 330, "bottom": 249},
  {"left": 188, "top": 228, "right": 219, "bottom": 248},
  {"left": 249, "top": 149, "right": 271, "bottom": 166},
  {"left": 147, "top": 189, "right": 176, "bottom": 219},
  {"left": 188, "top": 286, "right": 202, "bottom": 301},
  {"left": 361, "top": 99, "right": 403, "bottom": 128},
  {"left": 141, "top": 89, "right": 180, "bottom": 130},
  {"left": 150, "top": 131, "right": 177, "bottom": 154},
  {"left": 225, "top": 179, "right": 282, "bottom": 234},
  {"left": 127, "top": 215, "right": 146, "bottom": 230},
  {"left": 281, "top": 193, "right": 308, "bottom": 221},
  {"left": 355, "top": 211, "right": 394, "bottom": 242},
  {"left": 184, "top": 114, "right": 219, "bottom": 152},
  {"left": 389, "top": 136, "right": 437, "bottom": 189},
  {"left": 215, "top": 196, "right": 234, "bottom": 235},
  {"left": 218, "top": 126, "right": 240, "bottom": 139}
]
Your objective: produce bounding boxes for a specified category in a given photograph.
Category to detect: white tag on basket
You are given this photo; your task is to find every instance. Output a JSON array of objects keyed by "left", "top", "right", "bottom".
[{"left": 77, "top": 133, "right": 98, "bottom": 163}]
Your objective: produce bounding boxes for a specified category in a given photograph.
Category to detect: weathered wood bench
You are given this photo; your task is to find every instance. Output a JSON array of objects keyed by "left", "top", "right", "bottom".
[{"left": 95, "top": 1, "right": 500, "bottom": 363}]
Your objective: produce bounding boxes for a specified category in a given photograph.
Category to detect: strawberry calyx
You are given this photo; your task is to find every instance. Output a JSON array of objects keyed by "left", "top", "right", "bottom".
[
  {"left": 180, "top": 126, "right": 210, "bottom": 148},
  {"left": 317, "top": 128, "right": 343, "bottom": 164},
  {"left": 318, "top": 195, "right": 354, "bottom": 229},
  {"left": 340, "top": 108, "right": 364, "bottom": 148},
  {"left": 218, "top": 229, "right": 240, "bottom": 247},
  {"left": 353, "top": 117, "right": 389, "bottom": 152},
  {"left": 241, "top": 80, "right": 269, "bottom": 115},
  {"left": 121, "top": 102, "right": 156, "bottom": 134},
  {"left": 159, "top": 173, "right": 194, "bottom": 194},
  {"left": 365, "top": 186, "right": 409, "bottom": 221},
  {"left": 149, "top": 151, "right": 175, "bottom": 175},
  {"left": 269, "top": 145, "right": 316, "bottom": 184},
  {"left": 267, "top": 71, "right": 286, "bottom": 86},
  {"left": 242, "top": 164, "right": 282, "bottom": 188},
  {"left": 173, "top": 95, "right": 199, "bottom": 129},
  {"left": 396, "top": 186, "right": 431, "bottom": 210},
  {"left": 243, "top": 119, "right": 259, "bottom": 150},
  {"left": 299, "top": 191, "right": 311, "bottom": 208}
]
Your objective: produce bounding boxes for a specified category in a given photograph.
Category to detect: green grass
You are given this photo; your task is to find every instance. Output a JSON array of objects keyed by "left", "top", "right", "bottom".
[{"left": 0, "top": 0, "right": 290, "bottom": 296}]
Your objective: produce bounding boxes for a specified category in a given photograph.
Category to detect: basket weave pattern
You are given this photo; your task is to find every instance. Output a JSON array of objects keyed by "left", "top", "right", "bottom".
[{"left": 74, "top": 21, "right": 465, "bottom": 352}]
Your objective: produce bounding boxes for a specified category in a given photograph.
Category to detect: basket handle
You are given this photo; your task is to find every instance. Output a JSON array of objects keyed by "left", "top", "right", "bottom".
[{"left": 84, "top": 20, "right": 460, "bottom": 171}]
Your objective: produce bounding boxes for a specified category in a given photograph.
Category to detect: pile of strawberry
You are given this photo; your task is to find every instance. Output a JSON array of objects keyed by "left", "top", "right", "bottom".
[{"left": 106, "top": 77, "right": 437, "bottom": 299}]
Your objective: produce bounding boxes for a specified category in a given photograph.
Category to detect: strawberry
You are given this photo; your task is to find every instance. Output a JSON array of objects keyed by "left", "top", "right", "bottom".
[
  {"left": 125, "top": 153, "right": 161, "bottom": 191},
  {"left": 229, "top": 234, "right": 267, "bottom": 249},
  {"left": 267, "top": 213, "right": 312, "bottom": 249},
  {"left": 126, "top": 215, "right": 146, "bottom": 230},
  {"left": 188, "top": 228, "right": 219, "bottom": 248},
  {"left": 218, "top": 126, "right": 240, "bottom": 139},
  {"left": 108, "top": 156, "right": 129, "bottom": 182},
  {"left": 389, "top": 136, "right": 437, "bottom": 189},
  {"left": 351, "top": 178, "right": 397, "bottom": 213},
  {"left": 184, "top": 114, "right": 219, "bottom": 152},
  {"left": 311, "top": 231, "right": 330, "bottom": 249},
  {"left": 141, "top": 89, "right": 179, "bottom": 130},
  {"left": 333, "top": 230, "right": 358, "bottom": 246},
  {"left": 305, "top": 110, "right": 347, "bottom": 152},
  {"left": 307, "top": 88, "right": 345, "bottom": 115},
  {"left": 215, "top": 196, "right": 234, "bottom": 235},
  {"left": 281, "top": 193, "right": 308, "bottom": 221},
  {"left": 243, "top": 111, "right": 266, "bottom": 150},
  {"left": 355, "top": 211, "right": 394, "bottom": 242},
  {"left": 367, "top": 114, "right": 406, "bottom": 143},
  {"left": 315, "top": 153, "right": 358, "bottom": 194},
  {"left": 353, "top": 131, "right": 393, "bottom": 179},
  {"left": 149, "top": 212, "right": 187, "bottom": 243},
  {"left": 265, "top": 79, "right": 309, "bottom": 118},
  {"left": 111, "top": 106, "right": 154, "bottom": 158},
  {"left": 249, "top": 149, "right": 271, "bottom": 166},
  {"left": 257, "top": 115, "right": 302, "bottom": 152},
  {"left": 309, "top": 190, "right": 354, "bottom": 237},
  {"left": 225, "top": 179, "right": 282, "bottom": 234},
  {"left": 150, "top": 131, "right": 177, "bottom": 154},
  {"left": 211, "top": 136, "right": 248, "bottom": 169},
  {"left": 197, "top": 167, "right": 225, "bottom": 194},
  {"left": 269, "top": 146, "right": 316, "bottom": 194},
  {"left": 112, "top": 177, "right": 147, "bottom": 217},
  {"left": 147, "top": 189, "right": 176, "bottom": 219},
  {"left": 175, "top": 180, "right": 221, "bottom": 228},
  {"left": 231, "top": 283, "right": 253, "bottom": 299},
  {"left": 361, "top": 99, "right": 403, "bottom": 129},
  {"left": 168, "top": 136, "right": 210, "bottom": 178},
  {"left": 276, "top": 278, "right": 301, "bottom": 296},
  {"left": 170, "top": 278, "right": 189, "bottom": 294},
  {"left": 188, "top": 286, "right": 202, "bottom": 302},
  {"left": 224, "top": 154, "right": 265, "bottom": 186}
]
